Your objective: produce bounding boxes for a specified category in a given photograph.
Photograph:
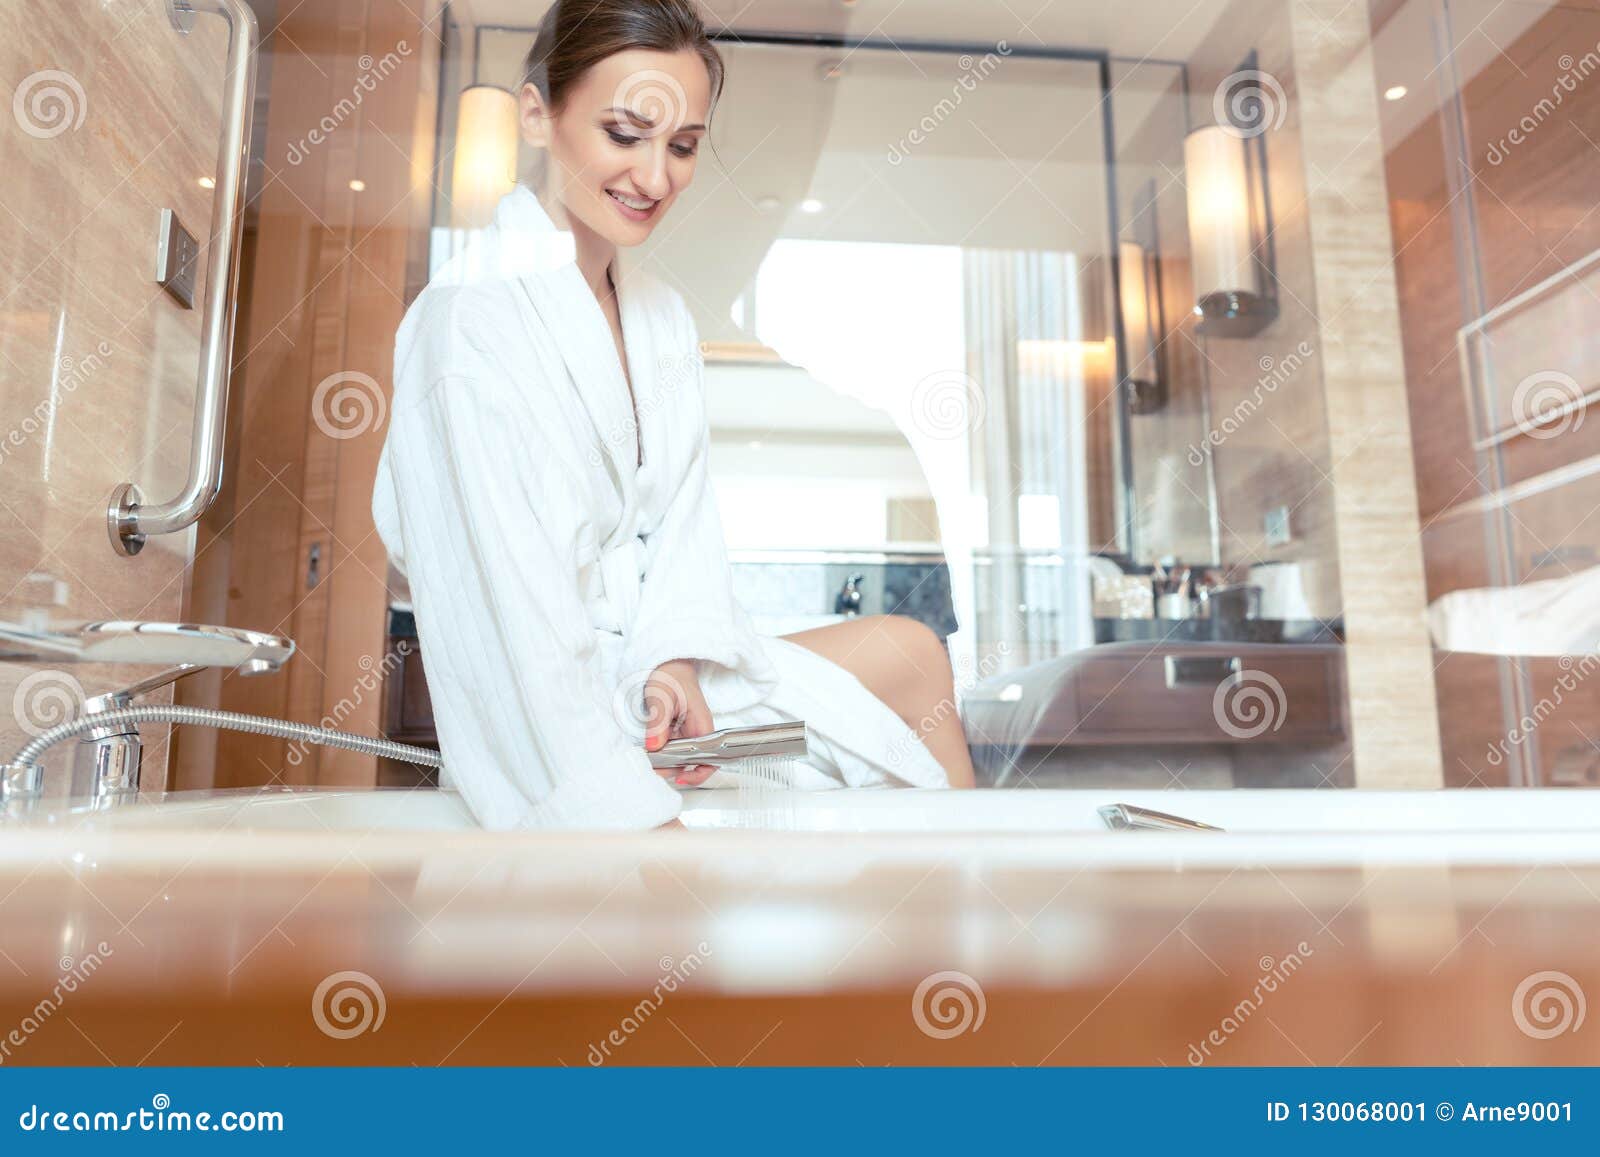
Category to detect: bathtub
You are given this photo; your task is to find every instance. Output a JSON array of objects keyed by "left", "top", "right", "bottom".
[
  {"left": 7, "top": 785, "right": 1600, "bottom": 870},
  {"left": 5, "top": 781, "right": 1600, "bottom": 1072}
]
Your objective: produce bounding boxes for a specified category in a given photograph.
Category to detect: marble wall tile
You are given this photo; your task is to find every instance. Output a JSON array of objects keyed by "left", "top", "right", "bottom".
[
  {"left": 1283, "top": 0, "right": 1444, "bottom": 786},
  {"left": 0, "top": 0, "right": 227, "bottom": 792}
]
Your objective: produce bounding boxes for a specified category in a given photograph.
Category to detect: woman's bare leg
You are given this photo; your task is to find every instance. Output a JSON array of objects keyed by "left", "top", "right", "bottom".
[{"left": 781, "top": 614, "right": 976, "bottom": 788}]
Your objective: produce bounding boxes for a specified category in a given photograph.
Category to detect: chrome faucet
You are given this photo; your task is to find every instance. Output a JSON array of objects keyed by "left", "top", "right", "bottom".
[
  {"left": 834, "top": 572, "right": 865, "bottom": 617},
  {"left": 0, "top": 620, "right": 294, "bottom": 805}
]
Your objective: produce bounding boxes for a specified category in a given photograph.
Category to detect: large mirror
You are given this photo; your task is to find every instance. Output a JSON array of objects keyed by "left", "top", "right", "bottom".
[
  {"left": 415, "top": 0, "right": 1600, "bottom": 796},
  {"left": 453, "top": 16, "right": 1354, "bottom": 791}
]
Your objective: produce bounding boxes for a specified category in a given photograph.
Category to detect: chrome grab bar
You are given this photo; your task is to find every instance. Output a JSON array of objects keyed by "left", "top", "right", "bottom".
[{"left": 108, "top": 0, "right": 259, "bottom": 556}]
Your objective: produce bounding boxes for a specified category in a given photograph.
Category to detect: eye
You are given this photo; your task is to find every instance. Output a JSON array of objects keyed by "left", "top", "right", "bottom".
[
  {"left": 670, "top": 142, "right": 698, "bottom": 158},
  {"left": 605, "top": 128, "right": 642, "bottom": 147}
]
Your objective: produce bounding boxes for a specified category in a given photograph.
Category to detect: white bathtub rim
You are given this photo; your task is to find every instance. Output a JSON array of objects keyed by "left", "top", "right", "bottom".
[{"left": 5, "top": 785, "right": 1600, "bottom": 873}]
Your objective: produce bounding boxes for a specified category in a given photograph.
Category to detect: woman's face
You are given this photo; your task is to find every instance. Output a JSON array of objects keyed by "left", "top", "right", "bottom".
[{"left": 521, "top": 48, "right": 712, "bottom": 249}]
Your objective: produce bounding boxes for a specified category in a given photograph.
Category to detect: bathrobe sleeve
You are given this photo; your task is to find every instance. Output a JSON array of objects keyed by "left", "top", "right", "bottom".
[
  {"left": 384, "top": 306, "right": 682, "bottom": 831},
  {"left": 618, "top": 297, "right": 781, "bottom": 698}
]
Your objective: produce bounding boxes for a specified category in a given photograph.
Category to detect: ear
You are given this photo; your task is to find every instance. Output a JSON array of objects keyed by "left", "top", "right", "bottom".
[{"left": 519, "top": 82, "right": 551, "bottom": 148}]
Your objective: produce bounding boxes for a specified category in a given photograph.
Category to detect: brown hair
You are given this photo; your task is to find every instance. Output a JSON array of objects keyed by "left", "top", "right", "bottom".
[{"left": 521, "top": 0, "right": 726, "bottom": 115}]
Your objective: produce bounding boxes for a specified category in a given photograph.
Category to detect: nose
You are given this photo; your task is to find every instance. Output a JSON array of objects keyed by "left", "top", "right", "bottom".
[{"left": 632, "top": 142, "right": 672, "bottom": 200}]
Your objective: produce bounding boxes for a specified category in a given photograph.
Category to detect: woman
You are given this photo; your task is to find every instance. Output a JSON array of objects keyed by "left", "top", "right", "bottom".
[{"left": 372, "top": 0, "right": 975, "bottom": 830}]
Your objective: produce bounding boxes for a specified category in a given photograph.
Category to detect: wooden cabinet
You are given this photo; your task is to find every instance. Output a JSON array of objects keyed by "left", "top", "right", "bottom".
[
  {"left": 379, "top": 612, "right": 437, "bottom": 787},
  {"left": 965, "top": 641, "right": 1346, "bottom": 749}
]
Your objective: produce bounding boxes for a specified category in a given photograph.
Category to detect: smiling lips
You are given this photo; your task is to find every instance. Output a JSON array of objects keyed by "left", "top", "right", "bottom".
[{"left": 606, "top": 188, "right": 660, "bottom": 221}]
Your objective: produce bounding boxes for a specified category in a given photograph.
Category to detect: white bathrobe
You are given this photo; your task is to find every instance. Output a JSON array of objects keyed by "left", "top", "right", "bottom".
[{"left": 372, "top": 186, "right": 949, "bottom": 830}]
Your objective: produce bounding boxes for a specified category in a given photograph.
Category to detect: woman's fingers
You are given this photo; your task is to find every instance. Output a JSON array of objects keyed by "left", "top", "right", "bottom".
[
  {"left": 641, "top": 666, "right": 688, "bottom": 754},
  {"left": 643, "top": 659, "right": 720, "bottom": 786},
  {"left": 677, "top": 680, "right": 718, "bottom": 782},
  {"left": 665, "top": 711, "right": 717, "bottom": 784},
  {"left": 682, "top": 698, "right": 714, "bottom": 741}
]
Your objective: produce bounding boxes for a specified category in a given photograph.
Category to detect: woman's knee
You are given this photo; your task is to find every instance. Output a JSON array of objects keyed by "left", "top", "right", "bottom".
[
  {"left": 870, "top": 614, "right": 954, "bottom": 707},
  {"left": 892, "top": 615, "right": 953, "bottom": 677}
]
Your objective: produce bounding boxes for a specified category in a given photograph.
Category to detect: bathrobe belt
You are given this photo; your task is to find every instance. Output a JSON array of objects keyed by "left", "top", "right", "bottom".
[{"left": 587, "top": 535, "right": 647, "bottom": 637}]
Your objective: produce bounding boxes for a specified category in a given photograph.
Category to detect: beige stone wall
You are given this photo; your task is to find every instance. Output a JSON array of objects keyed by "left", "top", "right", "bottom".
[
  {"left": 1285, "top": 0, "right": 1443, "bottom": 786},
  {"left": 0, "top": 0, "right": 228, "bottom": 792},
  {"left": 1178, "top": 0, "right": 1443, "bottom": 786}
]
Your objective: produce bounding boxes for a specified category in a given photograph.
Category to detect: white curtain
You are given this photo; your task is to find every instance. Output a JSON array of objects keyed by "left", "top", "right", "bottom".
[{"left": 963, "top": 248, "right": 1096, "bottom": 665}]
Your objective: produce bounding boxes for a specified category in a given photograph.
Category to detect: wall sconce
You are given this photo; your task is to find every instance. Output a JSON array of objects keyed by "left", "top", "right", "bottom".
[
  {"left": 450, "top": 85, "right": 519, "bottom": 229},
  {"left": 1118, "top": 182, "right": 1167, "bottom": 414},
  {"left": 1016, "top": 338, "right": 1115, "bottom": 377},
  {"left": 1183, "top": 57, "right": 1279, "bottom": 338}
]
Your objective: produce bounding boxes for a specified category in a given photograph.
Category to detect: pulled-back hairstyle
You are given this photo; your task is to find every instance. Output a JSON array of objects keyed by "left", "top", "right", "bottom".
[{"left": 521, "top": 0, "right": 726, "bottom": 115}]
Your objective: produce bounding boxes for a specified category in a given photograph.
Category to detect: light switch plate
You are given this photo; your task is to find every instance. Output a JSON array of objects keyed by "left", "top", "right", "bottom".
[
  {"left": 154, "top": 207, "right": 198, "bottom": 309},
  {"left": 1264, "top": 504, "right": 1292, "bottom": 547}
]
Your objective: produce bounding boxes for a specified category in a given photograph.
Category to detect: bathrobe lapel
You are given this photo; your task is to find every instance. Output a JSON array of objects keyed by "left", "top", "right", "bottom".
[
  {"left": 486, "top": 189, "right": 663, "bottom": 633},
  {"left": 516, "top": 265, "right": 643, "bottom": 526},
  {"left": 466, "top": 185, "right": 655, "bottom": 543},
  {"left": 508, "top": 266, "right": 651, "bottom": 634}
]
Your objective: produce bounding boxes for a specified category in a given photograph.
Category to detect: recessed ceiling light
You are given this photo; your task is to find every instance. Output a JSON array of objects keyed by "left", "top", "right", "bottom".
[
  {"left": 349, "top": 178, "right": 367, "bottom": 192},
  {"left": 800, "top": 198, "right": 824, "bottom": 214},
  {"left": 198, "top": 176, "right": 215, "bottom": 189},
  {"left": 1384, "top": 85, "right": 1408, "bottom": 101}
]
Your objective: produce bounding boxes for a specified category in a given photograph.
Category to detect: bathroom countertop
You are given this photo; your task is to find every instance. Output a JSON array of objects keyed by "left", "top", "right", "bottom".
[
  {"left": 1091, "top": 616, "right": 1343, "bottom": 644},
  {"left": 0, "top": 826, "right": 1596, "bottom": 1065}
]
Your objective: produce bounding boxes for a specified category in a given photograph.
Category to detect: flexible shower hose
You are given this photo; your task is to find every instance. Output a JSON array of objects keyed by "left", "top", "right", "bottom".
[{"left": 8, "top": 704, "right": 443, "bottom": 771}]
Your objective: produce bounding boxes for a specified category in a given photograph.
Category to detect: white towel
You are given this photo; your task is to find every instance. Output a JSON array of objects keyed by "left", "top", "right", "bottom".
[{"left": 1427, "top": 565, "right": 1600, "bottom": 656}]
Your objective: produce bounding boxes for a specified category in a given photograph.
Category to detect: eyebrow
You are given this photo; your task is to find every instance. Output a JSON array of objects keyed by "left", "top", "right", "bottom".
[{"left": 603, "top": 106, "right": 707, "bottom": 133}]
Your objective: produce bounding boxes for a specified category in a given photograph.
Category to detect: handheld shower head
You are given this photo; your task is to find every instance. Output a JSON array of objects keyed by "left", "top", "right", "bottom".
[{"left": 646, "top": 721, "right": 807, "bottom": 769}]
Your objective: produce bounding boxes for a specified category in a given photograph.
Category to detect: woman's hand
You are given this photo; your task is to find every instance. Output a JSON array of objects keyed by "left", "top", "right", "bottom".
[{"left": 643, "top": 659, "right": 718, "bottom": 786}]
